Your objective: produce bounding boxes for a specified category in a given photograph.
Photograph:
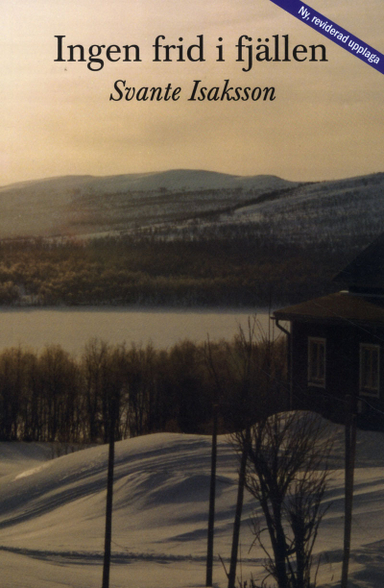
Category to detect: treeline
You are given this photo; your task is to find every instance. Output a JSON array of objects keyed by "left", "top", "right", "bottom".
[
  {"left": 0, "top": 334, "right": 287, "bottom": 443},
  {"left": 0, "top": 232, "right": 365, "bottom": 307}
]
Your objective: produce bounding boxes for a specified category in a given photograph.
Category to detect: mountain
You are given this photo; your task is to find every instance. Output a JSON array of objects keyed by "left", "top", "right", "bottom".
[
  {"left": 0, "top": 169, "right": 294, "bottom": 196},
  {"left": 0, "top": 419, "right": 383, "bottom": 587},
  {"left": 0, "top": 170, "right": 296, "bottom": 239},
  {"left": 0, "top": 169, "right": 383, "bottom": 246},
  {"left": 225, "top": 172, "right": 384, "bottom": 246}
]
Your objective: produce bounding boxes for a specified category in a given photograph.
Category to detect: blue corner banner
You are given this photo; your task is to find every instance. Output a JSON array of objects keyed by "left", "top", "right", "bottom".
[{"left": 270, "top": 0, "right": 384, "bottom": 75}]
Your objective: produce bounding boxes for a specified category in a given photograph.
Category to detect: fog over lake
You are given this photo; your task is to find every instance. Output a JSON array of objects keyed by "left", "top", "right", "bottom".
[{"left": 0, "top": 307, "right": 284, "bottom": 354}]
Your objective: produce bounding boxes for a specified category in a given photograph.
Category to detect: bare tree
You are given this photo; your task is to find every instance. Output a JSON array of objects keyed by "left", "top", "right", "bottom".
[
  {"left": 227, "top": 320, "right": 260, "bottom": 588},
  {"left": 82, "top": 339, "right": 109, "bottom": 443},
  {"left": 227, "top": 318, "right": 287, "bottom": 588},
  {"left": 202, "top": 317, "right": 287, "bottom": 588},
  {"left": 235, "top": 411, "right": 332, "bottom": 588}
]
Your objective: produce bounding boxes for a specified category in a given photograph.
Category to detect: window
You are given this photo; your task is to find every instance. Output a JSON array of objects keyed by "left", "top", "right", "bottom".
[
  {"left": 308, "top": 337, "right": 326, "bottom": 387},
  {"left": 360, "top": 344, "right": 380, "bottom": 397}
]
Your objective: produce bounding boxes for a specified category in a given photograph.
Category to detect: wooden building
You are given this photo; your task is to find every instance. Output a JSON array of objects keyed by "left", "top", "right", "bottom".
[{"left": 273, "top": 234, "right": 384, "bottom": 429}]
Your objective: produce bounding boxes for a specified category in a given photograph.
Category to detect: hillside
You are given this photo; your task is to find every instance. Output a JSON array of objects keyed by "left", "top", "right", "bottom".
[
  {"left": 224, "top": 172, "right": 384, "bottom": 246},
  {"left": 0, "top": 170, "right": 297, "bottom": 239},
  {"left": 0, "top": 169, "right": 383, "bottom": 244},
  {"left": 0, "top": 420, "right": 383, "bottom": 587},
  {"left": 0, "top": 169, "right": 383, "bottom": 307}
]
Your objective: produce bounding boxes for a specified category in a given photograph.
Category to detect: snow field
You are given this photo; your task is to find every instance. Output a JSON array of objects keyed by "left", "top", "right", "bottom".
[{"left": 0, "top": 421, "right": 382, "bottom": 587}]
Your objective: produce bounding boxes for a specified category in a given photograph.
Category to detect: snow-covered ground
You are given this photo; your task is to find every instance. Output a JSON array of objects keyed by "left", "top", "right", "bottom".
[{"left": 0, "top": 418, "right": 383, "bottom": 587}]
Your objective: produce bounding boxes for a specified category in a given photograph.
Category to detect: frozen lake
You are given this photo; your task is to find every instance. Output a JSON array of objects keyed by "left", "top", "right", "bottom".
[{"left": 0, "top": 307, "right": 284, "bottom": 354}]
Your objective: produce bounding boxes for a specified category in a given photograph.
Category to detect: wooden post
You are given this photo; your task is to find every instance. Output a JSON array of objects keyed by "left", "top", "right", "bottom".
[
  {"left": 206, "top": 401, "right": 218, "bottom": 587},
  {"left": 227, "top": 426, "right": 250, "bottom": 588},
  {"left": 341, "top": 394, "right": 357, "bottom": 588},
  {"left": 102, "top": 413, "right": 116, "bottom": 588}
]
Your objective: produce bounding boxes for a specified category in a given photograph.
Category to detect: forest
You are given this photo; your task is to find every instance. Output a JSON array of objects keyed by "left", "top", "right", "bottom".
[
  {"left": 0, "top": 229, "right": 364, "bottom": 308},
  {"left": 0, "top": 332, "right": 287, "bottom": 444}
]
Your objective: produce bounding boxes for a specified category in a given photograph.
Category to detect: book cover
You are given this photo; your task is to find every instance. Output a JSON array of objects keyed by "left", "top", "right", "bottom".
[{"left": 0, "top": 1, "right": 383, "bottom": 587}]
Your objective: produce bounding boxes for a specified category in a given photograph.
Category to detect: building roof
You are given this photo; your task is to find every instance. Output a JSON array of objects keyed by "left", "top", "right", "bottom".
[
  {"left": 273, "top": 291, "right": 384, "bottom": 326},
  {"left": 334, "top": 232, "right": 384, "bottom": 290}
]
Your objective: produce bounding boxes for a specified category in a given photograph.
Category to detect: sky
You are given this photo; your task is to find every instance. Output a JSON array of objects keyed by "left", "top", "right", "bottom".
[{"left": 1, "top": 0, "right": 383, "bottom": 185}]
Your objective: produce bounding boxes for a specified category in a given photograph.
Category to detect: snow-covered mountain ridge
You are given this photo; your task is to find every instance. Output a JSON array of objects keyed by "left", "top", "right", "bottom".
[
  {"left": 0, "top": 169, "right": 382, "bottom": 242},
  {"left": 0, "top": 169, "right": 294, "bottom": 194}
]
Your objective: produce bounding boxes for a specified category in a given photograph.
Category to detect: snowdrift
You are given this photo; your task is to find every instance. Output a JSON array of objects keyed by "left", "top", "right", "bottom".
[{"left": 0, "top": 420, "right": 383, "bottom": 587}]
